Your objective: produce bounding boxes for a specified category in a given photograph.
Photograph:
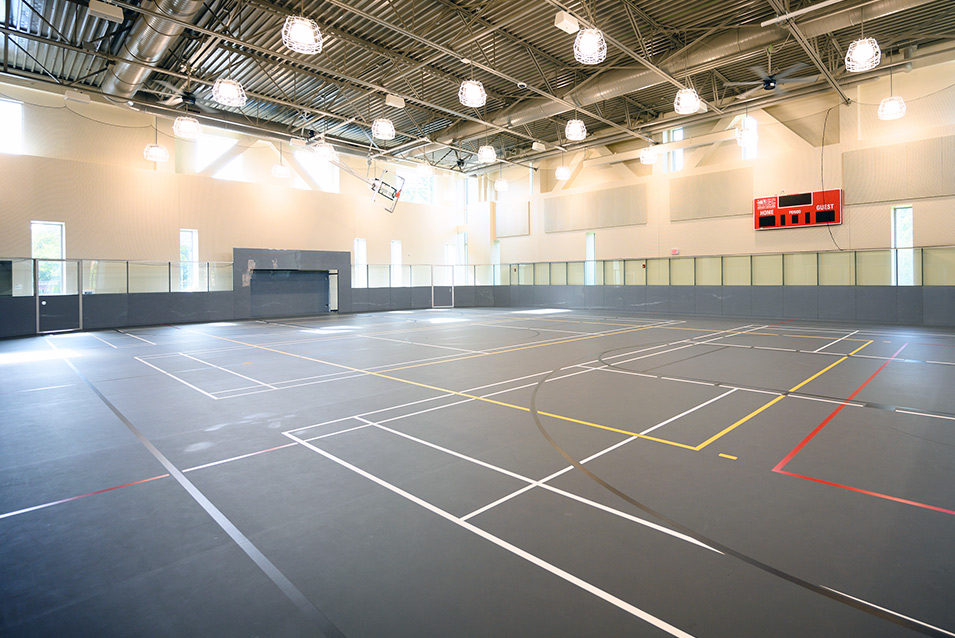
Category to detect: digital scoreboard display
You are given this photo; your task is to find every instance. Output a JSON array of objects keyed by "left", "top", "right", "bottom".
[{"left": 754, "top": 189, "right": 842, "bottom": 230}]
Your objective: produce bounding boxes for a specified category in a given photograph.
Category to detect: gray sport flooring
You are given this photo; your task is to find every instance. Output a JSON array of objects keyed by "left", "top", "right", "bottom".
[{"left": 1, "top": 308, "right": 954, "bottom": 637}]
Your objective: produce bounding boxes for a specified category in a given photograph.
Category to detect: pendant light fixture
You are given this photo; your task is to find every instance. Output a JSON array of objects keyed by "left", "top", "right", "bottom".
[
  {"left": 565, "top": 118, "right": 586, "bottom": 141},
  {"left": 143, "top": 116, "right": 169, "bottom": 162},
  {"left": 555, "top": 164, "right": 571, "bottom": 181},
  {"left": 477, "top": 144, "right": 497, "bottom": 163},
  {"left": 845, "top": 19, "right": 880, "bottom": 73},
  {"left": 493, "top": 162, "right": 508, "bottom": 192},
  {"left": 735, "top": 111, "right": 758, "bottom": 147},
  {"left": 272, "top": 141, "right": 291, "bottom": 178},
  {"left": 372, "top": 117, "right": 396, "bottom": 140},
  {"left": 314, "top": 136, "right": 338, "bottom": 162},
  {"left": 877, "top": 53, "right": 905, "bottom": 120},
  {"left": 172, "top": 115, "right": 201, "bottom": 139},
  {"left": 674, "top": 87, "right": 701, "bottom": 114},
  {"left": 574, "top": 28, "right": 606, "bottom": 65},
  {"left": 282, "top": 0, "right": 322, "bottom": 55},
  {"left": 458, "top": 79, "right": 487, "bottom": 108},
  {"left": 639, "top": 146, "right": 656, "bottom": 165},
  {"left": 214, "top": 13, "right": 247, "bottom": 107}
]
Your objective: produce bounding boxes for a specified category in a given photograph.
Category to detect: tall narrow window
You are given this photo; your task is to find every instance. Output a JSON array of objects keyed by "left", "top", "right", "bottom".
[
  {"left": 353, "top": 238, "right": 367, "bottom": 288},
  {"left": 585, "top": 232, "right": 596, "bottom": 286},
  {"left": 739, "top": 115, "right": 758, "bottom": 160},
  {"left": 390, "top": 240, "right": 402, "bottom": 287},
  {"left": 664, "top": 127, "right": 683, "bottom": 172},
  {"left": 892, "top": 206, "right": 914, "bottom": 286},
  {"left": 0, "top": 100, "right": 23, "bottom": 155},
  {"left": 179, "top": 229, "right": 199, "bottom": 291},
  {"left": 32, "top": 221, "right": 65, "bottom": 294},
  {"left": 491, "top": 240, "right": 501, "bottom": 285}
]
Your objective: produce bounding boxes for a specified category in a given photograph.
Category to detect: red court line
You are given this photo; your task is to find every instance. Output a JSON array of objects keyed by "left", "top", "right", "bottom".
[
  {"left": 773, "top": 343, "right": 954, "bottom": 516},
  {"left": 768, "top": 319, "right": 798, "bottom": 326}
]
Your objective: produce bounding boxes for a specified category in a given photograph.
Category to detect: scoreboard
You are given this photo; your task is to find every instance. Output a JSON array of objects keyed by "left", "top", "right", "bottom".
[{"left": 754, "top": 189, "right": 842, "bottom": 230}]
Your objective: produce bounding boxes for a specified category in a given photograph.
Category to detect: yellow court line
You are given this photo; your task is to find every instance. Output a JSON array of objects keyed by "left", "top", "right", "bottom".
[{"left": 718, "top": 454, "right": 738, "bottom": 460}]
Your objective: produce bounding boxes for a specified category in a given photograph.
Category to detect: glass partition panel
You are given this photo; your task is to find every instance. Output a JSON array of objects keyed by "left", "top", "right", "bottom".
[
  {"left": 518, "top": 263, "right": 534, "bottom": 285},
  {"left": 411, "top": 265, "right": 432, "bottom": 286},
  {"left": 855, "top": 250, "right": 892, "bottom": 285},
  {"left": 603, "top": 260, "right": 624, "bottom": 285},
  {"left": 397, "top": 265, "right": 412, "bottom": 288},
  {"left": 695, "top": 257, "right": 721, "bottom": 286},
  {"left": 495, "top": 265, "right": 510, "bottom": 286},
  {"left": 36, "top": 259, "right": 78, "bottom": 295},
  {"left": 783, "top": 253, "right": 817, "bottom": 285},
  {"left": 593, "top": 261, "right": 605, "bottom": 285},
  {"left": 646, "top": 259, "right": 669, "bottom": 285},
  {"left": 83, "top": 260, "right": 127, "bottom": 294},
  {"left": 534, "top": 263, "right": 550, "bottom": 285},
  {"left": 453, "top": 265, "right": 471, "bottom": 286},
  {"left": 752, "top": 254, "right": 782, "bottom": 286},
  {"left": 625, "top": 260, "right": 646, "bottom": 285},
  {"left": 368, "top": 265, "right": 390, "bottom": 288},
  {"left": 818, "top": 252, "right": 853, "bottom": 285},
  {"left": 1, "top": 258, "right": 35, "bottom": 296},
  {"left": 433, "top": 265, "right": 452, "bottom": 286},
  {"left": 351, "top": 265, "right": 367, "bottom": 288},
  {"left": 209, "top": 262, "right": 233, "bottom": 291},
  {"left": 924, "top": 247, "right": 955, "bottom": 285},
  {"left": 567, "top": 261, "right": 585, "bottom": 285},
  {"left": 129, "top": 262, "right": 169, "bottom": 293},
  {"left": 670, "top": 258, "right": 695, "bottom": 285},
  {"left": 894, "top": 248, "right": 922, "bottom": 286},
  {"left": 475, "top": 265, "right": 493, "bottom": 286},
  {"left": 550, "top": 262, "right": 567, "bottom": 285},
  {"left": 172, "top": 262, "right": 208, "bottom": 292},
  {"left": 722, "top": 255, "right": 751, "bottom": 285}
]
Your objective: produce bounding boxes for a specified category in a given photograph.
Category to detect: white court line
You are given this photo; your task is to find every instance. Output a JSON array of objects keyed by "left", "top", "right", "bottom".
[
  {"left": 89, "top": 334, "right": 118, "bottom": 349},
  {"left": 896, "top": 409, "right": 955, "bottom": 421},
  {"left": 134, "top": 357, "right": 219, "bottom": 400},
  {"left": 756, "top": 347, "right": 797, "bottom": 352},
  {"left": 116, "top": 329, "right": 156, "bottom": 345},
  {"left": 813, "top": 330, "right": 859, "bottom": 353},
  {"left": 927, "top": 360, "right": 955, "bottom": 366},
  {"left": 639, "top": 389, "right": 738, "bottom": 436},
  {"left": 820, "top": 587, "right": 955, "bottom": 637},
  {"left": 285, "top": 432, "right": 696, "bottom": 638},
  {"left": 178, "top": 353, "right": 279, "bottom": 390},
  {"left": 661, "top": 377, "right": 716, "bottom": 386},
  {"left": 472, "top": 322, "right": 591, "bottom": 335},
  {"left": 361, "top": 334, "right": 484, "bottom": 354},
  {"left": 16, "top": 384, "right": 73, "bottom": 393},
  {"left": 788, "top": 394, "right": 864, "bottom": 408}
]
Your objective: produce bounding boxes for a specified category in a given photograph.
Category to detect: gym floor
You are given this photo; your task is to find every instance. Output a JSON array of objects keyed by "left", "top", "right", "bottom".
[{"left": 1, "top": 309, "right": 953, "bottom": 637}]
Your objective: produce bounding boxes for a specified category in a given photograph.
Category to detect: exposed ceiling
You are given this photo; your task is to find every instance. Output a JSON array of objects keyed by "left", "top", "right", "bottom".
[{"left": 1, "top": 0, "right": 953, "bottom": 171}]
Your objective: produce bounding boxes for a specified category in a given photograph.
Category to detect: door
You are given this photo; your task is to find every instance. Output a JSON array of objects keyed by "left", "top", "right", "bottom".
[
  {"left": 36, "top": 259, "right": 81, "bottom": 333},
  {"left": 432, "top": 265, "right": 453, "bottom": 308}
]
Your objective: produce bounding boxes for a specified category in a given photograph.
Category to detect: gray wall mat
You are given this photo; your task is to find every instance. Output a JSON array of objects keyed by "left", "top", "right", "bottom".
[
  {"left": 818, "top": 287, "right": 856, "bottom": 321},
  {"left": 605, "top": 286, "right": 626, "bottom": 310},
  {"left": 128, "top": 293, "right": 173, "bottom": 327},
  {"left": 897, "top": 287, "right": 924, "bottom": 326},
  {"left": 411, "top": 287, "right": 432, "bottom": 309},
  {"left": 645, "top": 287, "right": 670, "bottom": 314},
  {"left": 473, "top": 286, "right": 495, "bottom": 307},
  {"left": 83, "top": 294, "right": 128, "bottom": 330},
  {"left": 722, "top": 286, "right": 753, "bottom": 317},
  {"left": 250, "top": 270, "right": 329, "bottom": 318},
  {"left": 695, "top": 287, "right": 723, "bottom": 316},
  {"left": 233, "top": 248, "right": 351, "bottom": 318},
  {"left": 783, "top": 287, "right": 819, "bottom": 320},
  {"left": 669, "top": 287, "right": 695, "bottom": 314},
  {"left": 390, "top": 287, "right": 412, "bottom": 310},
  {"left": 454, "top": 286, "right": 476, "bottom": 307},
  {"left": 923, "top": 287, "right": 955, "bottom": 326},
  {"left": 751, "top": 287, "right": 785, "bottom": 318},
  {"left": 856, "top": 287, "right": 899, "bottom": 324},
  {"left": 0, "top": 296, "right": 36, "bottom": 338}
]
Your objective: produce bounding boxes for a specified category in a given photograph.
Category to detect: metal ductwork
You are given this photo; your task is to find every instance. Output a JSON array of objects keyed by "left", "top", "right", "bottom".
[
  {"left": 431, "top": 0, "right": 935, "bottom": 148},
  {"left": 100, "top": 0, "right": 206, "bottom": 99}
]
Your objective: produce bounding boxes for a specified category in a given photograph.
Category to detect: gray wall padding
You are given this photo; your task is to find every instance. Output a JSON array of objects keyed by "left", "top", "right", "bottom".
[
  {"left": 843, "top": 135, "right": 955, "bottom": 204},
  {"left": 670, "top": 167, "right": 753, "bottom": 221},
  {"left": 544, "top": 184, "right": 647, "bottom": 233}
]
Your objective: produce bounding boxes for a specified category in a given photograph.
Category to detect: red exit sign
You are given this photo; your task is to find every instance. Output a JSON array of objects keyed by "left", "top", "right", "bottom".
[{"left": 754, "top": 189, "right": 842, "bottom": 230}]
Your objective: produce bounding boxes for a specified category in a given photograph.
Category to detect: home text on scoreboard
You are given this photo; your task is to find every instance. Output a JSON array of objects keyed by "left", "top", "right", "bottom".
[{"left": 753, "top": 189, "right": 842, "bottom": 230}]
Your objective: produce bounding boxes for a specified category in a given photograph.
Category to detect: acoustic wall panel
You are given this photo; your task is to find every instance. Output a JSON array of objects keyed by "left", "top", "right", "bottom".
[
  {"left": 495, "top": 201, "right": 530, "bottom": 237},
  {"left": 843, "top": 135, "right": 955, "bottom": 204},
  {"left": 670, "top": 167, "right": 753, "bottom": 221},
  {"left": 543, "top": 184, "right": 647, "bottom": 233}
]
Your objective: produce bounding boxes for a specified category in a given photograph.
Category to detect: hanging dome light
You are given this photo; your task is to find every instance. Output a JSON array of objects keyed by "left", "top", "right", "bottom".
[
  {"left": 735, "top": 116, "right": 758, "bottom": 147},
  {"left": 639, "top": 147, "right": 656, "bottom": 165},
  {"left": 282, "top": 16, "right": 322, "bottom": 54},
  {"left": 555, "top": 165, "right": 572, "bottom": 181},
  {"left": 477, "top": 145, "right": 497, "bottom": 163},
  {"left": 172, "top": 116, "right": 201, "bottom": 140},
  {"left": 674, "top": 87, "right": 701, "bottom": 115},
  {"left": 494, "top": 178, "right": 509, "bottom": 192},
  {"left": 573, "top": 28, "right": 606, "bottom": 65},
  {"left": 877, "top": 95, "right": 906, "bottom": 120},
  {"left": 845, "top": 37, "right": 881, "bottom": 72},
  {"left": 143, "top": 144, "right": 169, "bottom": 162},
  {"left": 417, "top": 163, "right": 434, "bottom": 177},
  {"left": 212, "top": 78, "right": 247, "bottom": 107},
  {"left": 565, "top": 118, "right": 587, "bottom": 141},
  {"left": 313, "top": 140, "right": 338, "bottom": 162},
  {"left": 372, "top": 118, "right": 396, "bottom": 140},
  {"left": 271, "top": 162, "right": 291, "bottom": 178},
  {"left": 458, "top": 80, "right": 487, "bottom": 108}
]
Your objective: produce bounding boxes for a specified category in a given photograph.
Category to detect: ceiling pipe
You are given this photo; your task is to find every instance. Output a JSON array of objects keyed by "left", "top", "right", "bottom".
[
  {"left": 434, "top": 0, "right": 936, "bottom": 148},
  {"left": 100, "top": 0, "right": 206, "bottom": 99}
]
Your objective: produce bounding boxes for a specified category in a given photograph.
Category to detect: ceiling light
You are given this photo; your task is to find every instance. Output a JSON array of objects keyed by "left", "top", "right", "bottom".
[
  {"left": 574, "top": 28, "right": 606, "bottom": 65},
  {"left": 172, "top": 116, "right": 201, "bottom": 139},
  {"left": 371, "top": 118, "right": 396, "bottom": 140},
  {"left": 494, "top": 178, "right": 509, "bottom": 192},
  {"left": 845, "top": 37, "right": 881, "bottom": 72},
  {"left": 271, "top": 162, "right": 291, "bottom": 178},
  {"left": 735, "top": 116, "right": 758, "bottom": 147},
  {"left": 639, "top": 147, "right": 656, "bottom": 165},
  {"left": 313, "top": 140, "right": 338, "bottom": 162},
  {"left": 477, "top": 145, "right": 496, "bottom": 163},
  {"left": 458, "top": 80, "right": 486, "bottom": 108},
  {"left": 385, "top": 94, "right": 405, "bottom": 108},
  {"left": 532, "top": 141, "right": 546, "bottom": 152},
  {"left": 212, "top": 78, "right": 246, "bottom": 107},
  {"left": 554, "top": 10, "right": 579, "bottom": 34},
  {"left": 878, "top": 95, "right": 906, "bottom": 120},
  {"left": 565, "top": 118, "right": 587, "bottom": 141},
  {"left": 282, "top": 16, "right": 322, "bottom": 54},
  {"left": 143, "top": 144, "right": 169, "bottom": 162},
  {"left": 674, "top": 87, "right": 701, "bottom": 114},
  {"left": 555, "top": 165, "right": 571, "bottom": 181}
]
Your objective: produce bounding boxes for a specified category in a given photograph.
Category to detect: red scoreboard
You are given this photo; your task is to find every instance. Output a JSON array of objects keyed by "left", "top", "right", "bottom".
[{"left": 754, "top": 189, "right": 842, "bottom": 230}]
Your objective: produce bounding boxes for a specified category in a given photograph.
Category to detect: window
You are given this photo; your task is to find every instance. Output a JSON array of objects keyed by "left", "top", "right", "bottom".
[
  {"left": 353, "top": 238, "right": 367, "bottom": 288},
  {"left": 739, "top": 115, "right": 758, "bottom": 160},
  {"left": 180, "top": 229, "right": 199, "bottom": 291},
  {"left": 390, "top": 240, "right": 402, "bottom": 287},
  {"left": 491, "top": 240, "right": 501, "bottom": 285},
  {"left": 32, "top": 221, "right": 64, "bottom": 294},
  {"left": 397, "top": 171, "right": 433, "bottom": 205},
  {"left": 892, "top": 206, "right": 914, "bottom": 285},
  {"left": 663, "top": 127, "right": 683, "bottom": 172},
  {"left": 197, "top": 132, "right": 243, "bottom": 181},
  {"left": 585, "top": 232, "right": 596, "bottom": 286},
  {"left": 294, "top": 150, "right": 340, "bottom": 193},
  {"left": 0, "top": 100, "right": 23, "bottom": 155}
]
